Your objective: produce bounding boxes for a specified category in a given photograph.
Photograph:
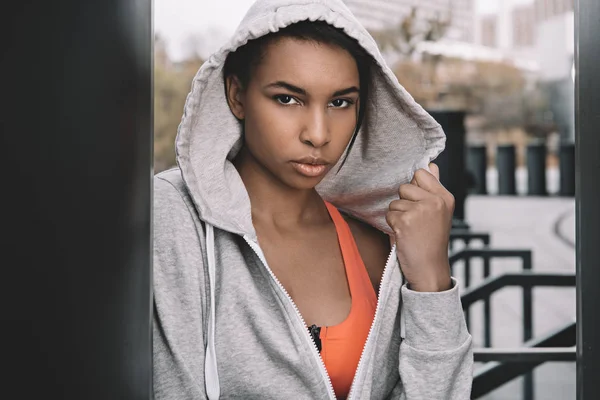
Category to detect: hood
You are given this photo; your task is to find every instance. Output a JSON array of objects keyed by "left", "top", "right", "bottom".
[{"left": 175, "top": 0, "right": 446, "bottom": 241}]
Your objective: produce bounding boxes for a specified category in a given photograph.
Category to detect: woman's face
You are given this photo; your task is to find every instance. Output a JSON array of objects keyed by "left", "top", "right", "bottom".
[{"left": 227, "top": 37, "right": 360, "bottom": 190}]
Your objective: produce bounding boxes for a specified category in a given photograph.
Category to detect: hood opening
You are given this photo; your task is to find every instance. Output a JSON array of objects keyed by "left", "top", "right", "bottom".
[{"left": 175, "top": 0, "right": 446, "bottom": 240}]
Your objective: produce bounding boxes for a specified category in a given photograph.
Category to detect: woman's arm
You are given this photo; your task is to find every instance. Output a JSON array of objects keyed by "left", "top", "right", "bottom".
[
  {"left": 387, "top": 164, "right": 473, "bottom": 398},
  {"left": 398, "top": 280, "right": 473, "bottom": 399},
  {"left": 153, "top": 174, "right": 209, "bottom": 400},
  {"left": 347, "top": 197, "right": 472, "bottom": 398}
]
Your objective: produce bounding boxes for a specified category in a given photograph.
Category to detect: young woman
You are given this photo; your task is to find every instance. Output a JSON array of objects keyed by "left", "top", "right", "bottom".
[{"left": 153, "top": 0, "right": 473, "bottom": 399}]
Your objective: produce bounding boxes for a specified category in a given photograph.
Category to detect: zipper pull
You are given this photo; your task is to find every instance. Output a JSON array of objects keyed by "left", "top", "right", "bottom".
[{"left": 308, "top": 324, "right": 322, "bottom": 352}]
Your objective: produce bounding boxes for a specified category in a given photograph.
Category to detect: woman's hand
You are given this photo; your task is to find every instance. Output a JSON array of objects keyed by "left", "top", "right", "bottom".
[{"left": 386, "top": 163, "right": 454, "bottom": 292}]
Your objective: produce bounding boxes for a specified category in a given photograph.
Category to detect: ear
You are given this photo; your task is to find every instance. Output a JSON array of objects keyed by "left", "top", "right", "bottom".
[{"left": 225, "top": 75, "right": 246, "bottom": 120}]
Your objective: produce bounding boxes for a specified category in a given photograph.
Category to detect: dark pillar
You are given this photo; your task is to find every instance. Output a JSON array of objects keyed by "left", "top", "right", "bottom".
[
  {"left": 2, "top": 1, "right": 152, "bottom": 399},
  {"left": 428, "top": 110, "right": 468, "bottom": 221},
  {"left": 467, "top": 144, "right": 488, "bottom": 195},
  {"left": 575, "top": 0, "right": 600, "bottom": 398},
  {"left": 526, "top": 142, "right": 548, "bottom": 196},
  {"left": 496, "top": 145, "right": 517, "bottom": 195},
  {"left": 559, "top": 142, "right": 576, "bottom": 196}
]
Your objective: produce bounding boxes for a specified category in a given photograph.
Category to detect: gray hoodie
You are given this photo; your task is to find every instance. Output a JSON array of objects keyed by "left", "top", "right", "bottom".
[{"left": 153, "top": 0, "right": 473, "bottom": 399}]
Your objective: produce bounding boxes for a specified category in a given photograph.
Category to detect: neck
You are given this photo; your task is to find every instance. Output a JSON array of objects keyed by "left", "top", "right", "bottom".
[{"left": 234, "top": 146, "right": 327, "bottom": 228}]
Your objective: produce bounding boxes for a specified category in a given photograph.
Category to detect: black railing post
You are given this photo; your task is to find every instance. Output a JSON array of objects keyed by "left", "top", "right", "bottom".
[
  {"left": 482, "top": 236, "right": 492, "bottom": 348},
  {"left": 526, "top": 141, "right": 548, "bottom": 196},
  {"left": 523, "top": 252, "right": 534, "bottom": 400},
  {"left": 467, "top": 144, "right": 488, "bottom": 195},
  {"left": 464, "top": 239, "right": 472, "bottom": 330},
  {"left": 483, "top": 254, "right": 492, "bottom": 348},
  {"left": 497, "top": 144, "right": 517, "bottom": 195}
]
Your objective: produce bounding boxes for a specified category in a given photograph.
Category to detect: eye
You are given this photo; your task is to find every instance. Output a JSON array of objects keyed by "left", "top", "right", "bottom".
[
  {"left": 329, "top": 98, "right": 353, "bottom": 108},
  {"left": 274, "top": 95, "right": 299, "bottom": 105}
]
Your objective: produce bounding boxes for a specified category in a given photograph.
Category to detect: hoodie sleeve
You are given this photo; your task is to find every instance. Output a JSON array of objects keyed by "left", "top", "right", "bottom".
[
  {"left": 398, "top": 278, "right": 473, "bottom": 399},
  {"left": 153, "top": 175, "right": 209, "bottom": 400}
]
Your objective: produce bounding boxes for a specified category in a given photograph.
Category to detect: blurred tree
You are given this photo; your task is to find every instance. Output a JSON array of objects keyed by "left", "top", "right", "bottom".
[
  {"left": 155, "top": 34, "right": 171, "bottom": 70},
  {"left": 153, "top": 35, "right": 204, "bottom": 173},
  {"left": 393, "top": 56, "right": 555, "bottom": 135},
  {"left": 369, "top": 5, "right": 555, "bottom": 139},
  {"left": 369, "top": 5, "right": 452, "bottom": 111},
  {"left": 369, "top": 6, "right": 451, "bottom": 58}
]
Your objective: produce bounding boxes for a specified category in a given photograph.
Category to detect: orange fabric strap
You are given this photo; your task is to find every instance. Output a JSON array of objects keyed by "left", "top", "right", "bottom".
[{"left": 321, "top": 202, "right": 377, "bottom": 399}]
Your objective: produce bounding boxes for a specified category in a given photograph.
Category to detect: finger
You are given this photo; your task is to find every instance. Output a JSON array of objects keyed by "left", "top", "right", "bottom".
[
  {"left": 388, "top": 199, "right": 416, "bottom": 212},
  {"left": 410, "top": 171, "right": 417, "bottom": 185},
  {"left": 398, "top": 183, "right": 432, "bottom": 201},
  {"left": 385, "top": 210, "right": 407, "bottom": 235},
  {"left": 413, "top": 168, "right": 447, "bottom": 196},
  {"left": 428, "top": 162, "right": 440, "bottom": 181},
  {"left": 386, "top": 209, "right": 418, "bottom": 238},
  {"left": 409, "top": 163, "right": 438, "bottom": 186}
]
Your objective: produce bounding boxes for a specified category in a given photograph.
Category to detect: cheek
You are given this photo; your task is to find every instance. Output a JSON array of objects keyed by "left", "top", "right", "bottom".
[
  {"left": 244, "top": 101, "right": 299, "bottom": 157},
  {"left": 330, "top": 111, "right": 358, "bottom": 148}
]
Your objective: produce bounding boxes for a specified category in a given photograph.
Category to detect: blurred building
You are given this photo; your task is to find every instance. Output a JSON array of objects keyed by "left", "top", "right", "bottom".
[
  {"left": 534, "top": 0, "right": 574, "bottom": 22},
  {"left": 343, "top": 0, "right": 574, "bottom": 142},
  {"left": 479, "top": 14, "right": 497, "bottom": 47},
  {"left": 344, "top": 0, "right": 476, "bottom": 42},
  {"left": 476, "top": 0, "right": 573, "bottom": 77},
  {"left": 475, "top": 0, "right": 574, "bottom": 141},
  {"left": 512, "top": 5, "right": 535, "bottom": 48}
]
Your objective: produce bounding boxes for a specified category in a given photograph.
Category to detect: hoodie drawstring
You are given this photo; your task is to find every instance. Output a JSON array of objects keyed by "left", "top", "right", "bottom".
[{"left": 204, "top": 222, "right": 220, "bottom": 399}]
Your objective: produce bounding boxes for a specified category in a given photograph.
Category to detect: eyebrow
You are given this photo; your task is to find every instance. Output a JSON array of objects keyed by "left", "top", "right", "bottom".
[{"left": 264, "top": 81, "right": 359, "bottom": 97}]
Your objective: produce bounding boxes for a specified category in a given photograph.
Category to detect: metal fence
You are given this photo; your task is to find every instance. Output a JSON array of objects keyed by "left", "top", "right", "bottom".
[{"left": 449, "top": 229, "right": 576, "bottom": 399}]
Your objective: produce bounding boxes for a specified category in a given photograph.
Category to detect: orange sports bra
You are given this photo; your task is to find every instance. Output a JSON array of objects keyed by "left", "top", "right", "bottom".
[{"left": 308, "top": 202, "right": 377, "bottom": 400}]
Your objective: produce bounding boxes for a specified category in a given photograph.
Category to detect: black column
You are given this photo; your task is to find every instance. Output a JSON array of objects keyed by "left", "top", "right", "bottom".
[
  {"left": 526, "top": 142, "right": 547, "bottom": 196},
  {"left": 467, "top": 144, "right": 488, "bottom": 195},
  {"left": 2, "top": 1, "right": 152, "bottom": 399},
  {"left": 575, "top": 0, "right": 600, "bottom": 398},
  {"left": 428, "top": 110, "right": 468, "bottom": 221},
  {"left": 496, "top": 145, "right": 517, "bottom": 195}
]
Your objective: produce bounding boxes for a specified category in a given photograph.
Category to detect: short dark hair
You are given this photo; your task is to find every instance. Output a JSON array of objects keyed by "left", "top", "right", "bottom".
[{"left": 223, "top": 20, "right": 373, "bottom": 171}]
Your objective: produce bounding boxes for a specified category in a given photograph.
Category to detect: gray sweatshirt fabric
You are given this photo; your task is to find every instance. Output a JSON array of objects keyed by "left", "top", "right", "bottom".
[{"left": 153, "top": 0, "right": 474, "bottom": 399}]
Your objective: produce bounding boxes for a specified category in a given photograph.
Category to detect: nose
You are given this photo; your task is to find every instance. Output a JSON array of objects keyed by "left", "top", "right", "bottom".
[{"left": 299, "top": 107, "right": 330, "bottom": 148}]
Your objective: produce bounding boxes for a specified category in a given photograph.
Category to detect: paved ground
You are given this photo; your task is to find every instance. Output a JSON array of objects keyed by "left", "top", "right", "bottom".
[{"left": 458, "top": 195, "right": 576, "bottom": 400}]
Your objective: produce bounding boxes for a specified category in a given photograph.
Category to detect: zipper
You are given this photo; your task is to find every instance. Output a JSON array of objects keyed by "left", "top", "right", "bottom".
[
  {"left": 346, "top": 245, "right": 397, "bottom": 400},
  {"left": 243, "top": 235, "right": 337, "bottom": 400}
]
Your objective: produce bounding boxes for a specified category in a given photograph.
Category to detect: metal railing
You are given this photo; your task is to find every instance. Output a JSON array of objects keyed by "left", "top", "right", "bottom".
[
  {"left": 450, "top": 247, "right": 532, "bottom": 348},
  {"left": 449, "top": 230, "right": 490, "bottom": 251},
  {"left": 448, "top": 227, "right": 576, "bottom": 399},
  {"left": 472, "top": 322, "right": 576, "bottom": 399},
  {"left": 462, "top": 272, "right": 576, "bottom": 399},
  {"left": 474, "top": 347, "right": 576, "bottom": 363}
]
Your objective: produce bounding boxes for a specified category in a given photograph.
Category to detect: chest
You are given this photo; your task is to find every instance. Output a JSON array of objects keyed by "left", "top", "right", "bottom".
[{"left": 256, "top": 223, "right": 352, "bottom": 326}]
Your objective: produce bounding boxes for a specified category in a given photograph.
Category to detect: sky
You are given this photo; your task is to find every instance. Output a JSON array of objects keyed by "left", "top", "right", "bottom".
[{"left": 155, "top": 0, "right": 534, "bottom": 61}]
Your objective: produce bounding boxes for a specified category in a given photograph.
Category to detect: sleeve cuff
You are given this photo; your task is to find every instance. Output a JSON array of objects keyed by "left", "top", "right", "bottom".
[{"left": 401, "top": 277, "right": 470, "bottom": 351}]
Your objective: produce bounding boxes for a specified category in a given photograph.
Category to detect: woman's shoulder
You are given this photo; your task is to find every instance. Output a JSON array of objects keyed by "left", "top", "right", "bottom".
[
  {"left": 154, "top": 168, "right": 194, "bottom": 215},
  {"left": 154, "top": 168, "right": 204, "bottom": 238},
  {"left": 154, "top": 168, "right": 207, "bottom": 280},
  {"left": 154, "top": 168, "right": 186, "bottom": 198}
]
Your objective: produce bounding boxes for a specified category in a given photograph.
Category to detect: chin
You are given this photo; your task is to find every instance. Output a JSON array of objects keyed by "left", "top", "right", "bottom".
[{"left": 282, "top": 174, "right": 323, "bottom": 190}]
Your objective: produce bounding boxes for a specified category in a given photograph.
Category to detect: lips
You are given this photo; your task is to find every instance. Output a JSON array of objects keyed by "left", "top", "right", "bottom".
[{"left": 290, "top": 157, "right": 330, "bottom": 178}]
